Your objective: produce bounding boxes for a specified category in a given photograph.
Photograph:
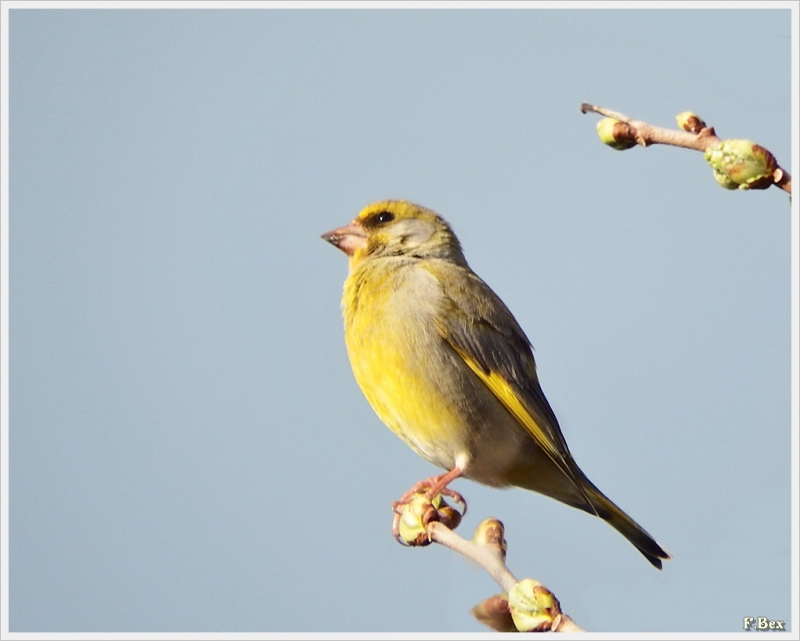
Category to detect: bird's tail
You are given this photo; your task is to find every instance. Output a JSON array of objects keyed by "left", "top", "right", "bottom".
[
  {"left": 584, "top": 484, "right": 671, "bottom": 569},
  {"left": 507, "top": 448, "right": 670, "bottom": 568}
]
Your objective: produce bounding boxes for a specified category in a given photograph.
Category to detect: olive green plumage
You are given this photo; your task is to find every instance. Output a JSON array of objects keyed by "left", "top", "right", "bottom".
[{"left": 323, "top": 200, "right": 670, "bottom": 568}]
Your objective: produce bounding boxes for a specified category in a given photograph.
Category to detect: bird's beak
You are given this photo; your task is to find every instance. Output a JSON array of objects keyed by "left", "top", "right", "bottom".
[{"left": 321, "top": 220, "right": 367, "bottom": 257}]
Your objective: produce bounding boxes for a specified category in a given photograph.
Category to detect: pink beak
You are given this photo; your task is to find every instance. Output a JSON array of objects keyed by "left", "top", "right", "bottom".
[{"left": 321, "top": 220, "right": 368, "bottom": 257}]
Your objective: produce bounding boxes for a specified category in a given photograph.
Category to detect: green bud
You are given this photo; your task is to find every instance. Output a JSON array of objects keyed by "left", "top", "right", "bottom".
[
  {"left": 704, "top": 139, "right": 778, "bottom": 190},
  {"left": 396, "top": 494, "right": 435, "bottom": 546},
  {"left": 396, "top": 493, "right": 462, "bottom": 546},
  {"left": 508, "top": 579, "right": 561, "bottom": 632},
  {"left": 596, "top": 117, "right": 637, "bottom": 150},
  {"left": 676, "top": 111, "right": 706, "bottom": 133},
  {"left": 472, "top": 518, "right": 507, "bottom": 559}
]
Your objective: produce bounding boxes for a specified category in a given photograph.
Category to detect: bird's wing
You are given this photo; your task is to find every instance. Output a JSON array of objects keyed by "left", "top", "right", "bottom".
[{"left": 424, "top": 261, "right": 597, "bottom": 512}]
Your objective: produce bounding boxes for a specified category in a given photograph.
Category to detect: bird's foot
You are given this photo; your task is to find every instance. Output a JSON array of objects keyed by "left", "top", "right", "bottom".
[
  {"left": 395, "top": 468, "right": 467, "bottom": 504},
  {"left": 391, "top": 469, "right": 466, "bottom": 546}
]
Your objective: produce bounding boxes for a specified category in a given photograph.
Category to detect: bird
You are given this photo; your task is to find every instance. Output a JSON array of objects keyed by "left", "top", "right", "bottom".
[{"left": 321, "top": 199, "right": 670, "bottom": 569}]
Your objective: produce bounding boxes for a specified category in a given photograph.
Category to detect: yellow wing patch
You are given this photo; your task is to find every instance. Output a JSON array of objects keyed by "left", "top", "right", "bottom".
[{"left": 450, "top": 343, "right": 598, "bottom": 515}]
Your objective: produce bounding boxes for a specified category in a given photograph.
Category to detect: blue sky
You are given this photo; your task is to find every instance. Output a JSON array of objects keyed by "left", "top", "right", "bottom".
[{"left": 2, "top": 4, "right": 797, "bottom": 634}]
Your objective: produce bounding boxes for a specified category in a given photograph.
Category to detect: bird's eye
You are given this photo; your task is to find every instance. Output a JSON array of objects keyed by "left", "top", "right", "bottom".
[{"left": 375, "top": 211, "right": 395, "bottom": 224}]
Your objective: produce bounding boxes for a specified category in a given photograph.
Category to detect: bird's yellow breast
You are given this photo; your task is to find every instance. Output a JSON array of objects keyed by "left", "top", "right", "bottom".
[{"left": 342, "top": 258, "right": 471, "bottom": 469}]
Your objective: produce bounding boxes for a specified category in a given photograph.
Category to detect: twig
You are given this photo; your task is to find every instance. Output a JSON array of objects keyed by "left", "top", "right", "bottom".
[
  {"left": 394, "top": 492, "right": 583, "bottom": 630},
  {"left": 580, "top": 102, "right": 791, "bottom": 194},
  {"left": 428, "top": 520, "right": 518, "bottom": 593},
  {"left": 426, "top": 518, "right": 584, "bottom": 632}
]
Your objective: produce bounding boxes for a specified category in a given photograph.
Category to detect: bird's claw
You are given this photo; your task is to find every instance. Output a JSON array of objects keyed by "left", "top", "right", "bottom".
[{"left": 436, "top": 486, "right": 467, "bottom": 516}]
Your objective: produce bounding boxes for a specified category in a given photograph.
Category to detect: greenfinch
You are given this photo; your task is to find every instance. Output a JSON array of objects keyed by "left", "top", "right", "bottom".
[{"left": 322, "top": 200, "right": 670, "bottom": 569}]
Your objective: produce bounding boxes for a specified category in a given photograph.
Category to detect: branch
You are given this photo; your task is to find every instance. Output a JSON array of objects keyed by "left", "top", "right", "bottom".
[
  {"left": 395, "top": 492, "right": 584, "bottom": 632},
  {"left": 580, "top": 102, "right": 791, "bottom": 195},
  {"left": 428, "top": 520, "right": 517, "bottom": 592},
  {"left": 429, "top": 520, "right": 584, "bottom": 633}
]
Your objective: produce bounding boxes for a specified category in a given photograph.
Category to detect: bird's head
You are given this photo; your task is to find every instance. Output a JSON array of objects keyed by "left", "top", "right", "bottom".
[{"left": 321, "top": 200, "right": 467, "bottom": 267}]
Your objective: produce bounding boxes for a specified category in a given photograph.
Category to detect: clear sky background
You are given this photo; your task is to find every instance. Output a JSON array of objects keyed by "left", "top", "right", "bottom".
[{"left": 3, "top": 5, "right": 797, "bottom": 634}]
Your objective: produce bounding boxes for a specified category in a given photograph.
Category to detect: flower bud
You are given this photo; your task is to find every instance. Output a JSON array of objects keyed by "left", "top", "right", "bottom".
[
  {"left": 472, "top": 518, "right": 507, "bottom": 559},
  {"left": 676, "top": 111, "right": 706, "bottom": 133},
  {"left": 704, "top": 139, "right": 777, "bottom": 190},
  {"left": 396, "top": 493, "right": 462, "bottom": 546},
  {"left": 436, "top": 504, "right": 462, "bottom": 531},
  {"left": 396, "top": 494, "right": 434, "bottom": 546},
  {"left": 596, "top": 117, "right": 637, "bottom": 150},
  {"left": 472, "top": 593, "right": 516, "bottom": 632},
  {"left": 508, "top": 579, "right": 561, "bottom": 632}
]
